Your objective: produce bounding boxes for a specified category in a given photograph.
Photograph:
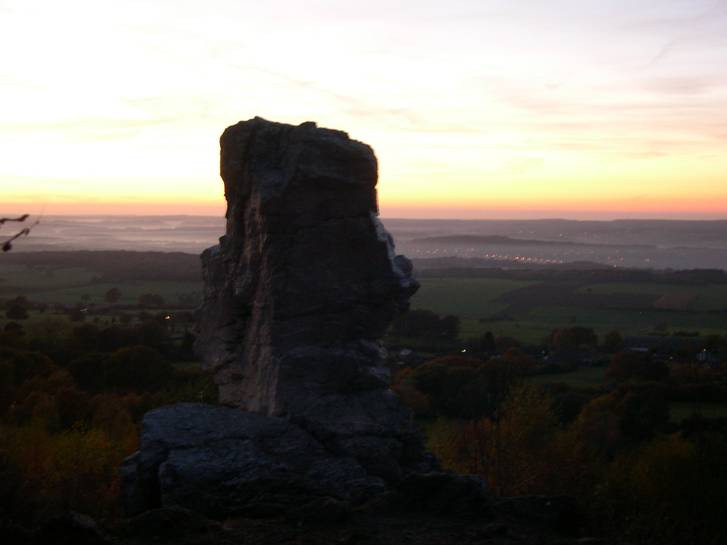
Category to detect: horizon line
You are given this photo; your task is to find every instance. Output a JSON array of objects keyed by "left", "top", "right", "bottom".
[{"left": 4, "top": 212, "right": 727, "bottom": 222}]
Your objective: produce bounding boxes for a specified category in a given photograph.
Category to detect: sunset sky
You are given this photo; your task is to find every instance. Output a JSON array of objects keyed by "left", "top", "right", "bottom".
[{"left": 1, "top": 0, "right": 727, "bottom": 219}]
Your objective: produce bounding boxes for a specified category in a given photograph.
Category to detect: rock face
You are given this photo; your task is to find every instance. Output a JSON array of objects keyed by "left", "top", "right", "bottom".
[
  {"left": 122, "top": 118, "right": 443, "bottom": 516},
  {"left": 121, "top": 403, "right": 385, "bottom": 518},
  {"left": 194, "top": 118, "right": 429, "bottom": 477},
  {"left": 121, "top": 404, "right": 487, "bottom": 519},
  {"left": 196, "top": 117, "right": 417, "bottom": 415}
]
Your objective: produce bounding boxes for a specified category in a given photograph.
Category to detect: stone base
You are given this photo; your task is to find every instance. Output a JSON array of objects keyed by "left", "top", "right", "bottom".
[{"left": 121, "top": 403, "right": 442, "bottom": 518}]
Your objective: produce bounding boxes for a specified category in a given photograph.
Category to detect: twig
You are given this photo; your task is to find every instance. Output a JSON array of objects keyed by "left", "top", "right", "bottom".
[
  {"left": 1, "top": 214, "right": 40, "bottom": 252},
  {"left": 0, "top": 214, "right": 29, "bottom": 225}
]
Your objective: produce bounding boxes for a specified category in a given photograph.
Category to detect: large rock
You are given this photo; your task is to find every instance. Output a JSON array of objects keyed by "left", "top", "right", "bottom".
[
  {"left": 121, "top": 403, "right": 384, "bottom": 518},
  {"left": 123, "top": 118, "right": 446, "bottom": 517},
  {"left": 196, "top": 117, "right": 418, "bottom": 416},
  {"left": 121, "top": 404, "right": 487, "bottom": 520},
  {"left": 194, "top": 117, "right": 429, "bottom": 474}
]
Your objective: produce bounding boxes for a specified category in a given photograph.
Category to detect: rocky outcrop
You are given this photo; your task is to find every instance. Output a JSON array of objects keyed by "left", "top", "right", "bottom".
[
  {"left": 121, "top": 404, "right": 487, "bottom": 519},
  {"left": 193, "top": 117, "right": 430, "bottom": 477},
  {"left": 122, "top": 118, "right": 442, "bottom": 516},
  {"left": 121, "top": 403, "right": 384, "bottom": 518},
  {"left": 196, "top": 117, "right": 417, "bottom": 416}
]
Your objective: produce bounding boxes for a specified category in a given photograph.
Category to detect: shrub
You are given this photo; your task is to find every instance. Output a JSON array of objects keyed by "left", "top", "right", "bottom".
[{"left": 106, "top": 345, "right": 173, "bottom": 391}]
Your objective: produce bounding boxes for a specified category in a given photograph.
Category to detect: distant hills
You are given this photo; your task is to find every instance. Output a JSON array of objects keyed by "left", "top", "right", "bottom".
[
  {"left": 4, "top": 216, "right": 727, "bottom": 270},
  {"left": 407, "top": 234, "right": 648, "bottom": 249}
]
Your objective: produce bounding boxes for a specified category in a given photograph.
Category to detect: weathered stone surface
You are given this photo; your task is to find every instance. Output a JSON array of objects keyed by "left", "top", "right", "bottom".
[
  {"left": 196, "top": 117, "right": 418, "bottom": 417},
  {"left": 121, "top": 403, "right": 385, "bottom": 518},
  {"left": 122, "top": 118, "right": 442, "bottom": 518}
]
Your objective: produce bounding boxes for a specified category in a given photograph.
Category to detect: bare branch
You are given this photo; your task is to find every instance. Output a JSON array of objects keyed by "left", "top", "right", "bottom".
[
  {"left": 0, "top": 214, "right": 29, "bottom": 226},
  {"left": 1, "top": 214, "right": 39, "bottom": 252}
]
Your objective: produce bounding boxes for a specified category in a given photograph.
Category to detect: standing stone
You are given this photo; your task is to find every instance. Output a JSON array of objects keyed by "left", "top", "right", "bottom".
[
  {"left": 121, "top": 119, "right": 478, "bottom": 517},
  {"left": 195, "top": 117, "right": 427, "bottom": 479},
  {"left": 197, "top": 118, "right": 414, "bottom": 404}
]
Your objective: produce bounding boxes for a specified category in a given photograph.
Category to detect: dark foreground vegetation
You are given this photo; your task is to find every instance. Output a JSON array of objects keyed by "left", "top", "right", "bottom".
[
  {"left": 391, "top": 347, "right": 727, "bottom": 545},
  {"left": 0, "top": 297, "right": 215, "bottom": 526},
  {"left": 2, "top": 251, "right": 727, "bottom": 544}
]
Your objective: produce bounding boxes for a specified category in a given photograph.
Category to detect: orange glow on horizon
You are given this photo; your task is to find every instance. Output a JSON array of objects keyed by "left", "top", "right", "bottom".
[{"left": 4, "top": 191, "right": 727, "bottom": 221}]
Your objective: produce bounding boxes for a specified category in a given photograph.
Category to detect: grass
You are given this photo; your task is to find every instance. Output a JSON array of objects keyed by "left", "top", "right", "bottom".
[
  {"left": 409, "top": 276, "right": 727, "bottom": 343},
  {"left": 459, "top": 318, "right": 554, "bottom": 345},
  {"left": 670, "top": 402, "right": 727, "bottom": 423},
  {"left": 412, "top": 277, "right": 534, "bottom": 319},
  {"left": 0, "top": 262, "right": 201, "bottom": 306},
  {"left": 0, "top": 265, "right": 96, "bottom": 291},
  {"left": 34, "top": 281, "right": 201, "bottom": 306},
  {"left": 526, "top": 366, "right": 608, "bottom": 389},
  {"left": 576, "top": 283, "right": 727, "bottom": 312},
  {"left": 528, "top": 305, "right": 727, "bottom": 335},
  {"left": 5, "top": 265, "right": 726, "bottom": 347}
]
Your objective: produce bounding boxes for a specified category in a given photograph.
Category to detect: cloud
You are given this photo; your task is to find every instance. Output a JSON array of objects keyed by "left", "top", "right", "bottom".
[
  {"left": 0, "top": 116, "right": 180, "bottom": 132},
  {"left": 644, "top": 38, "right": 680, "bottom": 68},
  {"left": 230, "top": 64, "right": 423, "bottom": 128},
  {"left": 503, "top": 156, "right": 544, "bottom": 174},
  {"left": 640, "top": 76, "right": 720, "bottom": 95},
  {"left": 626, "top": 151, "right": 668, "bottom": 159},
  {"left": 0, "top": 76, "right": 46, "bottom": 90}
]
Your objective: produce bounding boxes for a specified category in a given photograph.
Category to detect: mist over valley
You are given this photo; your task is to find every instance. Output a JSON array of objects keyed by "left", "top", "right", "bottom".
[{"left": 12, "top": 215, "right": 727, "bottom": 271}]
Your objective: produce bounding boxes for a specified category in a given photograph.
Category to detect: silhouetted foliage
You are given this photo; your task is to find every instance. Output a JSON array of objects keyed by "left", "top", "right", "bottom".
[
  {"left": 138, "top": 293, "right": 165, "bottom": 308},
  {"left": 391, "top": 309, "right": 460, "bottom": 341},
  {"left": 479, "top": 331, "right": 496, "bottom": 352},
  {"left": 607, "top": 352, "right": 669, "bottom": 382},
  {"left": 104, "top": 287, "right": 122, "bottom": 304},
  {"left": 601, "top": 330, "right": 624, "bottom": 353},
  {"left": 409, "top": 354, "right": 532, "bottom": 418},
  {"left": 5, "top": 304, "right": 28, "bottom": 321},
  {"left": 106, "top": 345, "right": 173, "bottom": 391},
  {"left": 548, "top": 327, "right": 598, "bottom": 350},
  {"left": 0, "top": 304, "right": 216, "bottom": 522},
  {"left": 68, "top": 353, "right": 110, "bottom": 392}
]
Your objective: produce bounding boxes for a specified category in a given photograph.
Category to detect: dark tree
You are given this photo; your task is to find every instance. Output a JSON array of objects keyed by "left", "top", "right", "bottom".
[
  {"left": 138, "top": 293, "right": 165, "bottom": 308},
  {"left": 69, "top": 353, "right": 110, "bottom": 391},
  {"left": 479, "top": 331, "right": 496, "bottom": 352},
  {"left": 607, "top": 351, "right": 669, "bottom": 382},
  {"left": 390, "top": 309, "right": 460, "bottom": 341},
  {"left": 411, "top": 354, "right": 529, "bottom": 418},
  {"left": 5, "top": 304, "right": 28, "bottom": 320},
  {"left": 67, "top": 306, "right": 85, "bottom": 322},
  {"left": 104, "top": 287, "right": 122, "bottom": 304},
  {"left": 602, "top": 330, "right": 624, "bottom": 353},
  {"left": 549, "top": 327, "right": 598, "bottom": 350},
  {"left": 106, "top": 345, "right": 173, "bottom": 391}
]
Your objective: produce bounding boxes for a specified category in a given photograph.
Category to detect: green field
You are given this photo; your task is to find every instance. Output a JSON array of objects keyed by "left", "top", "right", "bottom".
[
  {"left": 526, "top": 366, "right": 608, "bottom": 388},
  {"left": 527, "top": 305, "right": 727, "bottom": 335},
  {"left": 0, "top": 264, "right": 200, "bottom": 306},
  {"left": 0, "top": 265, "right": 96, "bottom": 290},
  {"left": 412, "top": 276, "right": 727, "bottom": 343},
  {"left": 457, "top": 317, "right": 555, "bottom": 345},
  {"left": 577, "top": 282, "right": 727, "bottom": 312},
  {"left": 4, "top": 260, "right": 727, "bottom": 347},
  {"left": 411, "top": 277, "right": 534, "bottom": 319},
  {"left": 36, "top": 281, "right": 200, "bottom": 305},
  {"left": 670, "top": 402, "right": 727, "bottom": 423}
]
